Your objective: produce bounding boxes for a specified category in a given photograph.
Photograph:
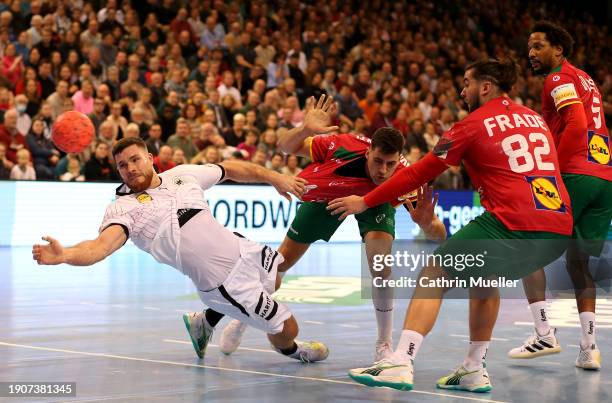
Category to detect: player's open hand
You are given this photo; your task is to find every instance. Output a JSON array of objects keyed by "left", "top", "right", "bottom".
[
  {"left": 327, "top": 195, "right": 368, "bottom": 220},
  {"left": 32, "top": 236, "right": 65, "bottom": 265},
  {"left": 271, "top": 173, "right": 308, "bottom": 201},
  {"left": 302, "top": 95, "right": 339, "bottom": 135},
  {"left": 405, "top": 185, "right": 439, "bottom": 227}
]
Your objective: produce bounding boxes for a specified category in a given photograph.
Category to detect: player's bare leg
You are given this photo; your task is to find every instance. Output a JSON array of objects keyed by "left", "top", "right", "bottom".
[
  {"left": 350, "top": 265, "right": 494, "bottom": 392},
  {"left": 220, "top": 237, "right": 311, "bottom": 355},
  {"left": 364, "top": 230, "right": 395, "bottom": 361},
  {"left": 277, "top": 237, "right": 311, "bottom": 274},
  {"left": 508, "top": 268, "right": 561, "bottom": 359},
  {"left": 349, "top": 264, "right": 448, "bottom": 389},
  {"left": 435, "top": 287, "right": 497, "bottom": 393},
  {"left": 566, "top": 244, "right": 600, "bottom": 369}
]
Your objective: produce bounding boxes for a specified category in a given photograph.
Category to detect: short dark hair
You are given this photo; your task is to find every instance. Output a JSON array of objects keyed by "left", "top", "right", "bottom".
[
  {"left": 465, "top": 58, "right": 519, "bottom": 92},
  {"left": 371, "top": 127, "right": 404, "bottom": 154},
  {"left": 112, "top": 137, "right": 148, "bottom": 157},
  {"left": 530, "top": 21, "right": 574, "bottom": 57}
]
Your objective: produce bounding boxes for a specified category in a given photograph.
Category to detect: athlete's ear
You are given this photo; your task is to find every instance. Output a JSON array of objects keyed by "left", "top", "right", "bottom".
[
  {"left": 480, "top": 81, "right": 492, "bottom": 97},
  {"left": 365, "top": 148, "right": 370, "bottom": 159},
  {"left": 553, "top": 44, "right": 564, "bottom": 59}
]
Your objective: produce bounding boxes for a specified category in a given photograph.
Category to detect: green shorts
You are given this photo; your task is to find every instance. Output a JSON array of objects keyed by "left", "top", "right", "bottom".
[
  {"left": 563, "top": 173, "right": 612, "bottom": 256},
  {"left": 287, "top": 201, "right": 396, "bottom": 244},
  {"left": 435, "top": 212, "right": 569, "bottom": 281}
]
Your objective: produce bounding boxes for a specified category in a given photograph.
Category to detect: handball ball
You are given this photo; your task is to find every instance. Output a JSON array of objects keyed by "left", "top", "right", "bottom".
[{"left": 51, "top": 111, "right": 95, "bottom": 153}]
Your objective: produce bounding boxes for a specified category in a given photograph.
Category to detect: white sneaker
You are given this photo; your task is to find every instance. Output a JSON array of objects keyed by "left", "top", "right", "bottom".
[
  {"left": 374, "top": 340, "right": 393, "bottom": 362},
  {"left": 507, "top": 328, "right": 561, "bottom": 358},
  {"left": 348, "top": 358, "right": 414, "bottom": 391},
  {"left": 219, "top": 319, "right": 248, "bottom": 355},
  {"left": 437, "top": 365, "right": 492, "bottom": 393},
  {"left": 182, "top": 312, "right": 214, "bottom": 359},
  {"left": 576, "top": 344, "right": 601, "bottom": 370}
]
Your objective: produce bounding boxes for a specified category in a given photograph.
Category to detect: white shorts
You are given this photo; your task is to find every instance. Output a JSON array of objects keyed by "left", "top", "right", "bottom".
[{"left": 197, "top": 236, "right": 291, "bottom": 334}]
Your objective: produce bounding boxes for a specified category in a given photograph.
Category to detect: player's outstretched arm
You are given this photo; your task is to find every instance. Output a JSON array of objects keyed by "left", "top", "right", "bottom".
[
  {"left": 32, "top": 225, "right": 127, "bottom": 266},
  {"left": 220, "top": 160, "right": 307, "bottom": 201},
  {"left": 327, "top": 153, "right": 449, "bottom": 220},
  {"left": 405, "top": 185, "right": 447, "bottom": 242},
  {"left": 277, "top": 94, "right": 338, "bottom": 157}
]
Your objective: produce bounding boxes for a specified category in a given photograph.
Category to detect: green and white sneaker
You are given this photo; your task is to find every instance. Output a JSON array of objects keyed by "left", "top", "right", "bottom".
[
  {"left": 436, "top": 365, "right": 492, "bottom": 393},
  {"left": 348, "top": 359, "right": 414, "bottom": 391},
  {"left": 183, "top": 312, "right": 214, "bottom": 359}
]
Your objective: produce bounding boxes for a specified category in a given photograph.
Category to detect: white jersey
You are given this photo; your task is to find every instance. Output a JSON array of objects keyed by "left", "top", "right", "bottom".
[{"left": 99, "top": 164, "right": 241, "bottom": 290}]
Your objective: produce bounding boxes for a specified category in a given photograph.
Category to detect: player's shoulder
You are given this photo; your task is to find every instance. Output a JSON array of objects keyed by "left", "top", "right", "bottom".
[{"left": 544, "top": 64, "right": 578, "bottom": 89}]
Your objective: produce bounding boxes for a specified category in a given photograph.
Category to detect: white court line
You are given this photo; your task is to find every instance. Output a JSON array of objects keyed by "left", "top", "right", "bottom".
[
  {"left": 449, "top": 334, "right": 509, "bottom": 342},
  {"left": 79, "top": 301, "right": 94, "bottom": 305},
  {"left": 567, "top": 344, "right": 580, "bottom": 348},
  {"left": 143, "top": 306, "right": 161, "bottom": 311},
  {"left": 163, "top": 339, "right": 276, "bottom": 354},
  {"left": 175, "top": 309, "right": 188, "bottom": 313},
  {"left": 0, "top": 341, "right": 508, "bottom": 403},
  {"left": 110, "top": 304, "right": 128, "bottom": 308},
  {"left": 338, "top": 324, "right": 359, "bottom": 328},
  {"left": 304, "top": 320, "right": 324, "bottom": 325}
]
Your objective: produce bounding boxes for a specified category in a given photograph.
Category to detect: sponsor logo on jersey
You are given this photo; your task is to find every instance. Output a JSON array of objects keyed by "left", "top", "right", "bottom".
[
  {"left": 303, "top": 184, "right": 318, "bottom": 193},
  {"left": 526, "top": 176, "right": 566, "bottom": 212},
  {"left": 552, "top": 75, "right": 560, "bottom": 82},
  {"left": 173, "top": 177, "right": 184, "bottom": 186},
  {"left": 550, "top": 83, "right": 579, "bottom": 109},
  {"left": 587, "top": 131, "right": 611, "bottom": 165},
  {"left": 136, "top": 192, "right": 152, "bottom": 203},
  {"left": 328, "top": 181, "right": 346, "bottom": 186}
]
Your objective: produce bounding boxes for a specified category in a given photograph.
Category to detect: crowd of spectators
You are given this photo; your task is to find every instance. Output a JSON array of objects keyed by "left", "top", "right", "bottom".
[{"left": 0, "top": 0, "right": 610, "bottom": 190}]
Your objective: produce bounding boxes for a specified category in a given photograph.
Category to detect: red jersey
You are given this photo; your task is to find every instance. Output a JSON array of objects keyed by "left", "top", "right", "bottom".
[
  {"left": 298, "top": 133, "right": 408, "bottom": 202},
  {"left": 542, "top": 60, "right": 612, "bottom": 181},
  {"left": 434, "top": 96, "right": 572, "bottom": 235}
]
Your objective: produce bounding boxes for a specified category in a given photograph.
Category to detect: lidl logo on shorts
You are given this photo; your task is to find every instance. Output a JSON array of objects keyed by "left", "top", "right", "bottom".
[
  {"left": 526, "top": 176, "right": 565, "bottom": 212},
  {"left": 136, "top": 192, "right": 153, "bottom": 203},
  {"left": 587, "top": 131, "right": 611, "bottom": 165}
]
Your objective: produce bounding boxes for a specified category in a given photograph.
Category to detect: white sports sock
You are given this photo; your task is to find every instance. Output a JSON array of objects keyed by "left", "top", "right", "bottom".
[
  {"left": 529, "top": 301, "right": 551, "bottom": 336},
  {"left": 579, "top": 311, "right": 596, "bottom": 348},
  {"left": 372, "top": 284, "right": 394, "bottom": 343},
  {"left": 463, "top": 341, "right": 489, "bottom": 370},
  {"left": 391, "top": 330, "right": 423, "bottom": 364}
]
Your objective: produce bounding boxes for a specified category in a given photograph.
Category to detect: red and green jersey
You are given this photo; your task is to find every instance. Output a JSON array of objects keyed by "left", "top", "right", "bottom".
[
  {"left": 542, "top": 60, "right": 612, "bottom": 181},
  {"left": 298, "top": 133, "right": 408, "bottom": 202},
  {"left": 433, "top": 96, "right": 572, "bottom": 235}
]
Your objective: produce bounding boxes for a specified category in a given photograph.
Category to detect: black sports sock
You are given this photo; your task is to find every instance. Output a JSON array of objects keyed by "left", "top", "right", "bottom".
[
  {"left": 279, "top": 342, "right": 298, "bottom": 356},
  {"left": 204, "top": 309, "right": 225, "bottom": 327}
]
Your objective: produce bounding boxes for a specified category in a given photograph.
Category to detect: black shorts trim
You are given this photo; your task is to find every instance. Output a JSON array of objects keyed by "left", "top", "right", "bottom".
[{"left": 218, "top": 285, "right": 249, "bottom": 317}]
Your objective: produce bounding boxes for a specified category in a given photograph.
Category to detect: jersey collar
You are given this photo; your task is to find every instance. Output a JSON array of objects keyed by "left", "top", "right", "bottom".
[
  {"left": 546, "top": 59, "right": 566, "bottom": 76},
  {"left": 115, "top": 177, "right": 164, "bottom": 196}
]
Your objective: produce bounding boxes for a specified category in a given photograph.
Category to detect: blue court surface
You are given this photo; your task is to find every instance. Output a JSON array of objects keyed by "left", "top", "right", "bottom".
[{"left": 1, "top": 244, "right": 610, "bottom": 402}]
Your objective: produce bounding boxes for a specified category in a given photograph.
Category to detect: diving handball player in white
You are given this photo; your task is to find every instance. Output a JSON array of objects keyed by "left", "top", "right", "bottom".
[{"left": 32, "top": 137, "right": 329, "bottom": 362}]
